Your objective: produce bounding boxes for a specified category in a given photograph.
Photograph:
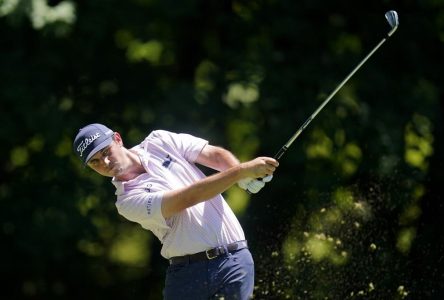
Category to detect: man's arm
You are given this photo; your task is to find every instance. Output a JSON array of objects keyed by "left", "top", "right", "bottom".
[
  {"left": 195, "top": 145, "right": 240, "bottom": 171},
  {"left": 161, "top": 156, "right": 278, "bottom": 219}
]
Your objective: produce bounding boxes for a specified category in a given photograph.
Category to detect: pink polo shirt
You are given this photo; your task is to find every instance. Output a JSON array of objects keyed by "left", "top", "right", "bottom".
[{"left": 112, "top": 130, "right": 245, "bottom": 259}]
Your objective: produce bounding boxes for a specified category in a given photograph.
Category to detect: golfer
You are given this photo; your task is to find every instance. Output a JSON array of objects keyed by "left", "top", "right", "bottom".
[{"left": 73, "top": 123, "right": 278, "bottom": 300}]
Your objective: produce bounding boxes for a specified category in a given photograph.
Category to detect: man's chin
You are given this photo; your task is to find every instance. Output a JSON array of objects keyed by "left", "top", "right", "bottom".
[
  {"left": 111, "top": 167, "right": 124, "bottom": 177},
  {"left": 100, "top": 167, "right": 122, "bottom": 178}
]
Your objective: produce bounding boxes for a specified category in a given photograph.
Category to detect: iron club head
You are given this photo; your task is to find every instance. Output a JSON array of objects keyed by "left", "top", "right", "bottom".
[
  {"left": 385, "top": 10, "right": 399, "bottom": 36},
  {"left": 385, "top": 10, "right": 399, "bottom": 28}
]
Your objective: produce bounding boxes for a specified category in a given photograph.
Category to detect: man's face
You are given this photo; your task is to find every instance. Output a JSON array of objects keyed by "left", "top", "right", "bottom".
[{"left": 87, "top": 138, "right": 125, "bottom": 177}]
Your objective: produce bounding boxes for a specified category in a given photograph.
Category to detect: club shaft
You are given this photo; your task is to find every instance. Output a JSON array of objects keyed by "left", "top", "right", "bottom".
[{"left": 274, "top": 34, "right": 392, "bottom": 161}]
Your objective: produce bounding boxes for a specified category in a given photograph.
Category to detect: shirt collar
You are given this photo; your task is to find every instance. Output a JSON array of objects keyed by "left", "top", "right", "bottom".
[{"left": 111, "top": 144, "right": 150, "bottom": 195}]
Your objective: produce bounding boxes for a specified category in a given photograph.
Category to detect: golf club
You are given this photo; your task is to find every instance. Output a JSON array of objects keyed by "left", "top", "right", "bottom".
[
  {"left": 273, "top": 10, "right": 399, "bottom": 161},
  {"left": 247, "top": 11, "right": 399, "bottom": 194}
]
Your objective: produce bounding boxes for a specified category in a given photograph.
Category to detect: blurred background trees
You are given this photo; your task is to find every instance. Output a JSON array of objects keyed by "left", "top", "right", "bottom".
[{"left": 1, "top": 0, "right": 443, "bottom": 299}]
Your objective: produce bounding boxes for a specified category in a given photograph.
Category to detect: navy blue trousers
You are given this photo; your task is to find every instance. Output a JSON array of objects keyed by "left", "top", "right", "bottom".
[{"left": 164, "top": 248, "right": 254, "bottom": 300}]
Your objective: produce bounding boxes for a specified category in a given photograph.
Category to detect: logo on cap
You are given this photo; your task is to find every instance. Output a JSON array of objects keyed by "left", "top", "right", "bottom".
[{"left": 77, "top": 132, "right": 101, "bottom": 157}]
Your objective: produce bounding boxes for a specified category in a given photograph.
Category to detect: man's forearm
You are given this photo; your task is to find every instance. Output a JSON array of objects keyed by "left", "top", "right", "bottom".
[
  {"left": 196, "top": 145, "right": 240, "bottom": 171},
  {"left": 162, "top": 164, "right": 244, "bottom": 218}
]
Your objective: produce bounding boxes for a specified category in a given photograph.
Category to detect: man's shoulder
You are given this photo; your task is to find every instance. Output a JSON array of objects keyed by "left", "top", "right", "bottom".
[
  {"left": 142, "top": 129, "right": 205, "bottom": 154},
  {"left": 148, "top": 129, "right": 174, "bottom": 137},
  {"left": 144, "top": 129, "right": 176, "bottom": 143}
]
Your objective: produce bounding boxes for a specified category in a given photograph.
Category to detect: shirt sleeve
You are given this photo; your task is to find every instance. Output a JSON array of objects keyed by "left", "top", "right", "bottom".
[
  {"left": 115, "top": 191, "right": 170, "bottom": 236},
  {"left": 149, "top": 130, "right": 208, "bottom": 162}
]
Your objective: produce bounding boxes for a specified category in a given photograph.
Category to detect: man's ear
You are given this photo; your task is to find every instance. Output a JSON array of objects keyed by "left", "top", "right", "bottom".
[{"left": 113, "top": 132, "right": 124, "bottom": 146}]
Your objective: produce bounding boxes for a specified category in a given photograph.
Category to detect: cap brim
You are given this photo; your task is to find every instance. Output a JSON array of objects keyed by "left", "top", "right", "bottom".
[{"left": 84, "top": 137, "right": 113, "bottom": 165}]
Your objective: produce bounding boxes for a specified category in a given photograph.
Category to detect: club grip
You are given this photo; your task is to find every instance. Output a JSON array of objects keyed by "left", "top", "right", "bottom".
[{"left": 274, "top": 146, "right": 288, "bottom": 160}]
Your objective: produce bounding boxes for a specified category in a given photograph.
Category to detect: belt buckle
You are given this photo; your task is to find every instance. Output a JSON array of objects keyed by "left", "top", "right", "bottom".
[{"left": 205, "top": 247, "right": 219, "bottom": 260}]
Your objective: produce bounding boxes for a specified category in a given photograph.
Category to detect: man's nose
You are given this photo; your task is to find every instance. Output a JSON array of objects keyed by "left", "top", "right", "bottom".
[{"left": 103, "top": 156, "right": 111, "bottom": 165}]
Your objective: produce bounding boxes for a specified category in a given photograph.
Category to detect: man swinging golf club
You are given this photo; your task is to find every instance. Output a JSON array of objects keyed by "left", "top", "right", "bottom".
[{"left": 73, "top": 124, "right": 278, "bottom": 300}]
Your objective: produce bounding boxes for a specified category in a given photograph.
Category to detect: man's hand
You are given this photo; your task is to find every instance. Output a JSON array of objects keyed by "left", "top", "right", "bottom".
[
  {"left": 240, "top": 157, "right": 279, "bottom": 178},
  {"left": 237, "top": 157, "right": 278, "bottom": 194},
  {"left": 238, "top": 175, "right": 274, "bottom": 194}
]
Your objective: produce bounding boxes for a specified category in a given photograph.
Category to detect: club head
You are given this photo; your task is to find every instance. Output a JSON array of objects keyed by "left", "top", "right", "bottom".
[
  {"left": 385, "top": 10, "right": 399, "bottom": 28},
  {"left": 385, "top": 10, "right": 399, "bottom": 36}
]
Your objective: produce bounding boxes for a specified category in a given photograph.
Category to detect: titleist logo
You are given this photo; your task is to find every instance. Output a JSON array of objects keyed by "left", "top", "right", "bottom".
[{"left": 77, "top": 133, "right": 101, "bottom": 157}]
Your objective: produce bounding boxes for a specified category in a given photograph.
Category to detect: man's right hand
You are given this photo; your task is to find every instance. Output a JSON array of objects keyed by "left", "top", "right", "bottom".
[
  {"left": 240, "top": 157, "right": 279, "bottom": 178},
  {"left": 237, "top": 156, "right": 278, "bottom": 194}
]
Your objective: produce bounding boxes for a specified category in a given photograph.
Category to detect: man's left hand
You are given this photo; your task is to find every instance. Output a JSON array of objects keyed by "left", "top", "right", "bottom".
[{"left": 238, "top": 175, "right": 273, "bottom": 194}]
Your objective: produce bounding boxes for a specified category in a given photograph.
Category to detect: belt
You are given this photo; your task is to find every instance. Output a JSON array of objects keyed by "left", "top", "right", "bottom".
[{"left": 169, "top": 240, "right": 248, "bottom": 265}]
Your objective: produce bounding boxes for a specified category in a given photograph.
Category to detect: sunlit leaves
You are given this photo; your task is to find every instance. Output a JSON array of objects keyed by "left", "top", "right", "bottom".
[
  {"left": 396, "top": 227, "right": 417, "bottom": 254},
  {"left": 109, "top": 226, "right": 151, "bottom": 267},
  {"left": 306, "top": 128, "right": 362, "bottom": 176},
  {"left": 115, "top": 30, "right": 174, "bottom": 65},
  {"left": 306, "top": 129, "right": 333, "bottom": 159},
  {"left": 282, "top": 230, "right": 348, "bottom": 266},
  {"left": 333, "top": 187, "right": 354, "bottom": 209},
  {"left": 224, "top": 83, "right": 260, "bottom": 108},
  {"left": 349, "top": 282, "right": 377, "bottom": 298},
  {"left": 58, "top": 97, "right": 73, "bottom": 111},
  {"left": 404, "top": 114, "right": 434, "bottom": 171},
  {"left": 338, "top": 142, "right": 362, "bottom": 176},
  {"left": 28, "top": 135, "right": 44, "bottom": 152},
  {"left": 397, "top": 285, "right": 410, "bottom": 299},
  {"left": 0, "top": 0, "right": 19, "bottom": 17},
  {"left": 194, "top": 60, "right": 218, "bottom": 103},
  {"left": 305, "top": 233, "right": 347, "bottom": 264},
  {"left": 2, "top": 0, "right": 77, "bottom": 36},
  {"left": 77, "top": 239, "right": 104, "bottom": 257},
  {"left": 232, "top": 1, "right": 255, "bottom": 21},
  {"left": 115, "top": 29, "right": 133, "bottom": 48},
  {"left": 99, "top": 81, "right": 119, "bottom": 97},
  {"left": 29, "top": 0, "right": 76, "bottom": 30},
  {"left": 10, "top": 146, "right": 29, "bottom": 167},
  {"left": 331, "top": 33, "right": 362, "bottom": 56},
  {"left": 55, "top": 136, "right": 72, "bottom": 157},
  {"left": 78, "top": 215, "right": 152, "bottom": 268},
  {"left": 282, "top": 237, "right": 301, "bottom": 262},
  {"left": 225, "top": 187, "right": 250, "bottom": 215},
  {"left": 127, "top": 40, "right": 164, "bottom": 64},
  {"left": 195, "top": 60, "right": 217, "bottom": 92},
  {"left": 226, "top": 119, "right": 259, "bottom": 161},
  {"left": 399, "top": 203, "right": 422, "bottom": 226},
  {"left": 77, "top": 195, "right": 100, "bottom": 216},
  {"left": 126, "top": 126, "right": 146, "bottom": 146}
]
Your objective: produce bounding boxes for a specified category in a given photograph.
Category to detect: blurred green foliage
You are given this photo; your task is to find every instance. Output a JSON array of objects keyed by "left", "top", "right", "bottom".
[{"left": 1, "top": 0, "right": 443, "bottom": 299}]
